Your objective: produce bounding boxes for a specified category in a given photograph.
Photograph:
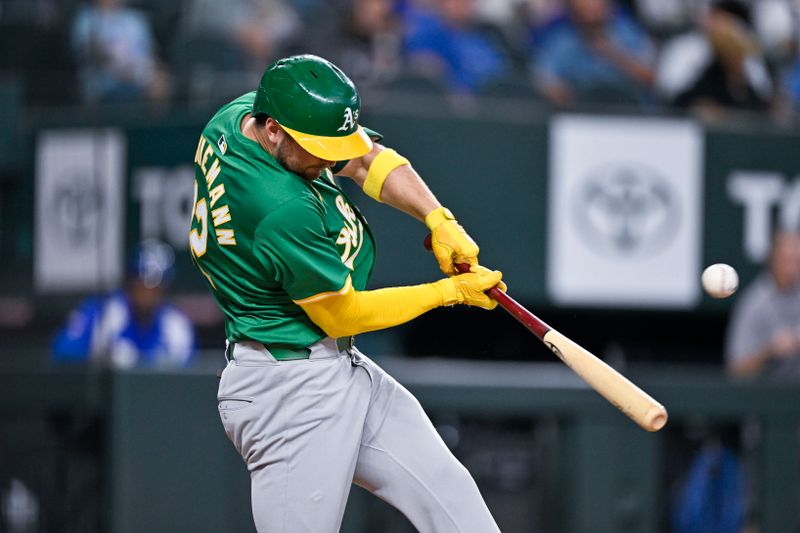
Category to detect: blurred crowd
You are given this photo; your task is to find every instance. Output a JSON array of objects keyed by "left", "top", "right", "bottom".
[{"left": 2, "top": 0, "right": 800, "bottom": 121}]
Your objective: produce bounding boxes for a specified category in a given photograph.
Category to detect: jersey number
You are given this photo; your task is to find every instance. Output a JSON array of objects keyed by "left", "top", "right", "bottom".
[{"left": 190, "top": 197, "right": 208, "bottom": 257}]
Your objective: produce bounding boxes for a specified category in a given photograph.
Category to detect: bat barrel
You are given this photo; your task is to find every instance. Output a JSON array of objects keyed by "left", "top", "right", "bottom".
[
  {"left": 644, "top": 406, "right": 668, "bottom": 432},
  {"left": 543, "top": 329, "right": 668, "bottom": 432},
  {"left": 423, "top": 233, "right": 668, "bottom": 431}
]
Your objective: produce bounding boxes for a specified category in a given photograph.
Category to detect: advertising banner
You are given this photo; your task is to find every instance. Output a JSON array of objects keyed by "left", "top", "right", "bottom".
[
  {"left": 35, "top": 129, "right": 125, "bottom": 292},
  {"left": 548, "top": 115, "right": 703, "bottom": 308}
]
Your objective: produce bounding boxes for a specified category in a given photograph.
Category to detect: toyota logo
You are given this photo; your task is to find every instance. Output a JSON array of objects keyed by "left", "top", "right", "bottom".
[
  {"left": 50, "top": 170, "right": 105, "bottom": 249},
  {"left": 573, "top": 163, "right": 680, "bottom": 258}
]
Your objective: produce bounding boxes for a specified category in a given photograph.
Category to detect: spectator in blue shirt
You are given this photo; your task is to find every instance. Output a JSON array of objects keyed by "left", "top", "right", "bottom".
[
  {"left": 53, "top": 240, "right": 195, "bottom": 369},
  {"left": 531, "top": 0, "right": 656, "bottom": 106},
  {"left": 403, "top": 0, "right": 510, "bottom": 94}
]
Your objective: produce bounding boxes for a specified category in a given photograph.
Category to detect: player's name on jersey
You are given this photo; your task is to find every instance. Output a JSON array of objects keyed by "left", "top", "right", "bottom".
[{"left": 194, "top": 135, "right": 236, "bottom": 248}]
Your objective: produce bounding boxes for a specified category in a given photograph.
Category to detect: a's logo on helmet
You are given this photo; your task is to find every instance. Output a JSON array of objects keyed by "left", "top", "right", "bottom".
[{"left": 337, "top": 107, "right": 358, "bottom": 132}]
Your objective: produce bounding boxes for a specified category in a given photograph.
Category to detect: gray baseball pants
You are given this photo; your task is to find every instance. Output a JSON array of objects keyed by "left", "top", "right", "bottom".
[{"left": 217, "top": 337, "right": 500, "bottom": 533}]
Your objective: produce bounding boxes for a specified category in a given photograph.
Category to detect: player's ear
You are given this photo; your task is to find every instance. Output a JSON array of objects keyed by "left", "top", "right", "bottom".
[{"left": 263, "top": 117, "right": 284, "bottom": 143}]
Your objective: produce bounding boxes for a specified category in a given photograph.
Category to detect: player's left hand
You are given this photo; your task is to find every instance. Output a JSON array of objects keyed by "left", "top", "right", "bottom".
[{"left": 425, "top": 207, "right": 479, "bottom": 276}]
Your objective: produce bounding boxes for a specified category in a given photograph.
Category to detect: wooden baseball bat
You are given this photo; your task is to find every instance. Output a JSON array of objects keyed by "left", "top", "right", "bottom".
[{"left": 425, "top": 236, "right": 668, "bottom": 432}]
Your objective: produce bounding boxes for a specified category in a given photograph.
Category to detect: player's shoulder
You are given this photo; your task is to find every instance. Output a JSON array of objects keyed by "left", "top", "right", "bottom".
[
  {"left": 267, "top": 191, "right": 326, "bottom": 221},
  {"left": 253, "top": 192, "right": 328, "bottom": 237},
  {"left": 236, "top": 168, "right": 326, "bottom": 225}
]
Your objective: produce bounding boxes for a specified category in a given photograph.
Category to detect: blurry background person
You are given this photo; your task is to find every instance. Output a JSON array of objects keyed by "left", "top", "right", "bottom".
[
  {"left": 530, "top": 0, "right": 655, "bottom": 106},
  {"left": 762, "top": 0, "right": 800, "bottom": 120},
  {"left": 71, "top": 0, "right": 169, "bottom": 105},
  {"left": 403, "top": 0, "right": 511, "bottom": 94},
  {"left": 179, "top": 0, "right": 300, "bottom": 88},
  {"left": 631, "top": 0, "right": 697, "bottom": 38},
  {"left": 52, "top": 240, "right": 195, "bottom": 369},
  {"left": 655, "top": 0, "right": 774, "bottom": 119},
  {"left": 725, "top": 230, "right": 800, "bottom": 379},
  {"left": 309, "top": 0, "right": 403, "bottom": 92}
]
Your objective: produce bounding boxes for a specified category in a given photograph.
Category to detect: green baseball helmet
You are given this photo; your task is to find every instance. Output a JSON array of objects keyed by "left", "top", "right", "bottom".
[{"left": 253, "top": 54, "right": 373, "bottom": 161}]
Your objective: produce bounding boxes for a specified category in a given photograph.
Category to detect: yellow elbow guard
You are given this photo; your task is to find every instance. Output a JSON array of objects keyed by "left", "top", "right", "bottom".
[{"left": 363, "top": 148, "right": 410, "bottom": 202}]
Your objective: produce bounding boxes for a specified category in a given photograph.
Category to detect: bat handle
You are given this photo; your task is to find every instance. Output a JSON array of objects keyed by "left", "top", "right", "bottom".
[
  {"left": 423, "top": 234, "right": 433, "bottom": 252},
  {"left": 454, "top": 262, "right": 471, "bottom": 274},
  {"left": 424, "top": 234, "right": 505, "bottom": 299},
  {"left": 455, "top": 261, "right": 510, "bottom": 302}
]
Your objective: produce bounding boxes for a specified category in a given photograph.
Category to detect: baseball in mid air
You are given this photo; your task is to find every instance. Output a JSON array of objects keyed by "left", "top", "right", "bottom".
[{"left": 701, "top": 263, "right": 739, "bottom": 299}]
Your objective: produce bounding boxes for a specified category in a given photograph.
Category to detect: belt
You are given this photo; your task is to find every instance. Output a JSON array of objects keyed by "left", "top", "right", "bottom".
[
  {"left": 226, "top": 336, "right": 354, "bottom": 362},
  {"left": 335, "top": 335, "right": 355, "bottom": 353}
]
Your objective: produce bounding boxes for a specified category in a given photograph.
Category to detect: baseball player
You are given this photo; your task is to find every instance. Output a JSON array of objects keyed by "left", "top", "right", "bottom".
[{"left": 189, "top": 54, "right": 504, "bottom": 532}]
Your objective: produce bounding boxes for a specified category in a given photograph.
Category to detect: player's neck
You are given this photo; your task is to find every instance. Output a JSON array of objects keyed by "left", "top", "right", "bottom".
[{"left": 241, "top": 114, "right": 275, "bottom": 156}]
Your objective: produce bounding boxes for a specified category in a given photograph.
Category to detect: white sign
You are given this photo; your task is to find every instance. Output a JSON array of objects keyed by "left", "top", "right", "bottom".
[
  {"left": 727, "top": 171, "right": 800, "bottom": 262},
  {"left": 35, "top": 129, "right": 125, "bottom": 292},
  {"left": 132, "top": 165, "right": 195, "bottom": 250},
  {"left": 548, "top": 115, "right": 703, "bottom": 308}
]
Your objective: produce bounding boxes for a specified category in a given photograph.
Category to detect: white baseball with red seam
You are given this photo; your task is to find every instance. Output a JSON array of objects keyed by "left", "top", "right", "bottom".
[{"left": 701, "top": 263, "right": 738, "bottom": 298}]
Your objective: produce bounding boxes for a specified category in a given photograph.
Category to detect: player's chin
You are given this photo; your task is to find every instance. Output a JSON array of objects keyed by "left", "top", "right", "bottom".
[{"left": 302, "top": 167, "right": 327, "bottom": 180}]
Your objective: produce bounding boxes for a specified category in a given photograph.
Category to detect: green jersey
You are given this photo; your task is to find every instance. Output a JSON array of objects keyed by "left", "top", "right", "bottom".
[{"left": 189, "top": 93, "right": 376, "bottom": 348}]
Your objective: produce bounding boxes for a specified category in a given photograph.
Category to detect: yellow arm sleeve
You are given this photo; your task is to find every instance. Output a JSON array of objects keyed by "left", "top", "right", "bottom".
[{"left": 295, "top": 275, "right": 459, "bottom": 338}]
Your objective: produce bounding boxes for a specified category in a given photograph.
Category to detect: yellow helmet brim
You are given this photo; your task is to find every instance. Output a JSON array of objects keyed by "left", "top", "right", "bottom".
[{"left": 281, "top": 124, "right": 373, "bottom": 161}]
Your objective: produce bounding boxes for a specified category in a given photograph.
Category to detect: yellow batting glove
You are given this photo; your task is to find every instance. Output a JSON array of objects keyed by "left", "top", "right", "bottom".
[
  {"left": 476, "top": 264, "right": 508, "bottom": 294},
  {"left": 435, "top": 265, "right": 503, "bottom": 310},
  {"left": 425, "top": 207, "right": 479, "bottom": 276}
]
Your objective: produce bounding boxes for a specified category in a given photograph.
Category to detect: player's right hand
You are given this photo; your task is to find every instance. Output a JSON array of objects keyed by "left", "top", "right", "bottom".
[{"left": 440, "top": 266, "right": 504, "bottom": 310}]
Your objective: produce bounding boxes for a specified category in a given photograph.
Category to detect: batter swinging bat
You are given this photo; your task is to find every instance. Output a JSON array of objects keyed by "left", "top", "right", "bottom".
[{"left": 425, "top": 236, "right": 668, "bottom": 432}]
